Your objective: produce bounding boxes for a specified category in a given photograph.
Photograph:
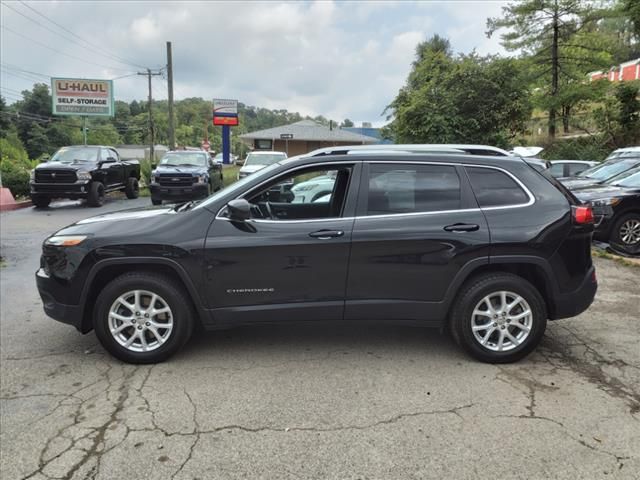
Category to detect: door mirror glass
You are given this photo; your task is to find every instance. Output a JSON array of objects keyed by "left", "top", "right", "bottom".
[{"left": 227, "top": 198, "right": 251, "bottom": 221}]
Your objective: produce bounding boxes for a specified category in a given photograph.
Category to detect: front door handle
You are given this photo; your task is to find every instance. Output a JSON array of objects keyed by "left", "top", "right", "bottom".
[
  {"left": 309, "top": 229, "right": 344, "bottom": 239},
  {"left": 443, "top": 223, "right": 479, "bottom": 232}
]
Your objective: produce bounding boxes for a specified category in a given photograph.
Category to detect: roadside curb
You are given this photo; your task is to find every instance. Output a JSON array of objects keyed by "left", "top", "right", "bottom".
[{"left": 0, "top": 200, "right": 33, "bottom": 212}]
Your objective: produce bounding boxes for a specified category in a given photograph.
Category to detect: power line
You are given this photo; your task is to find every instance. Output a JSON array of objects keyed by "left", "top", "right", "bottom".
[
  {"left": 15, "top": 0, "right": 148, "bottom": 70},
  {"left": 1, "top": 63, "right": 50, "bottom": 80},
  {"left": 1, "top": 25, "right": 132, "bottom": 72}
]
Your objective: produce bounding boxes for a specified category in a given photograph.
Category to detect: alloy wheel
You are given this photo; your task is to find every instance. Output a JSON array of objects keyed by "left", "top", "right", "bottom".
[
  {"left": 471, "top": 291, "right": 532, "bottom": 352},
  {"left": 619, "top": 219, "right": 640, "bottom": 245},
  {"left": 108, "top": 290, "right": 174, "bottom": 352}
]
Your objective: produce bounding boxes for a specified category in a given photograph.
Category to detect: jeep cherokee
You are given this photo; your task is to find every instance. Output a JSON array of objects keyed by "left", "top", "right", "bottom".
[{"left": 36, "top": 150, "right": 597, "bottom": 364}]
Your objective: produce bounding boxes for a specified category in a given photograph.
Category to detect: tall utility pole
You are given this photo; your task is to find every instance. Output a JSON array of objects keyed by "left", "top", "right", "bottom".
[
  {"left": 137, "top": 68, "right": 163, "bottom": 162},
  {"left": 166, "top": 41, "right": 175, "bottom": 151}
]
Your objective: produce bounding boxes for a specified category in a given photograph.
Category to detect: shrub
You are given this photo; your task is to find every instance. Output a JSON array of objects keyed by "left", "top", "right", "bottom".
[
  {"left": 139, "top": 159, "right": 152, "bottom": 187},
  {"left": 540, "top": 136, "right": 611, "bottom": 161},
  {"left": 0, "top": 135, "right": 32, "bottom": 198}
]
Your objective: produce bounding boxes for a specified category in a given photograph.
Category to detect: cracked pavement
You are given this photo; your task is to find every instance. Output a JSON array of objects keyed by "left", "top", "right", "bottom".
[{"left": 1, "top": 199, "right": 639, "bottom": 479}]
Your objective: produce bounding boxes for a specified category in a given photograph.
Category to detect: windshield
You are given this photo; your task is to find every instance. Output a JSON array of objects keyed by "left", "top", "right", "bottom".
[
  {"left": 609, "top": 168, "right": 640, "bottom": 188},
  {"left": 605, "top": 151, "right": 640, "bottom": 161},
  {"left": 576, "top": 162, "right": 606, "bottom": 178},
  {"left": 50, "top": 147, "right": 99, "bottom": 163},
  {"left": 587, "top": 159, "right": 639, "bottom": 181},
  {"left": 244, "top": 153, "right": 285, "bottom": 166},
  {"left": 193, "top": 162, "right": 282, "bottom": 211},
  {"left": 159, "top": 152, "right": 207, "bottom": 167}
]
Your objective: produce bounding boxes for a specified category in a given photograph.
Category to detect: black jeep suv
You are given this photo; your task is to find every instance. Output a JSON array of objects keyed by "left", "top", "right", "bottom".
[
  {"left": 36, "top": 151, "right": 597, "bottom": 364},
  {"left": 30, "top": 145, "right": 140, "bottom": 208}
]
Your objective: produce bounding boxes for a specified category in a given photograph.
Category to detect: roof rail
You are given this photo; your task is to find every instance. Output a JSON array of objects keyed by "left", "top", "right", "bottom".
[{"left": 307, "top": 144, "right": 467, "bottom": 157}]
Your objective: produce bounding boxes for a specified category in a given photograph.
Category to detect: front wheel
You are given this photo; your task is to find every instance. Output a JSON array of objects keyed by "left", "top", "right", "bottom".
[
  {"left": 32, "top": 196, "right": 51, "bottom": 208},
  {"left": 610, "top": 213, "right": 640, "bottom": 250},
  {"left": 151, "top": 198, "right": 162, "bottom": 206},
  {"left": 87, "top": 182, "right": 105, "bottom": 207},
  {"left": 94, "top": 272, "right": 194, "bottom": 363},
  {"left": 450, "top": 273, "right": 547, "bottom": 363},
  {"left": 125, "top": 177, "right": 139, "bottom": 199}
]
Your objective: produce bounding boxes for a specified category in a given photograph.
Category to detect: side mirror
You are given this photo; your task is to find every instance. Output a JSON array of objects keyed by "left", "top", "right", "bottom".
[
  {"left": 227, "top": 199, "right": 251, "bottom": 221},
  {"left": 106, "top": 157, "right": 117, "bottom": 163}
]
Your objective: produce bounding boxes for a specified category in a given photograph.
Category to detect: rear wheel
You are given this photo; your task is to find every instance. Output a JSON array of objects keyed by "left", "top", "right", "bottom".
[
  {"left": 87, "top": 182, "right": 105, "bottom": 207},
  {"left": 450, "top": 273, "right": 547, "bottom": 363},
  {"left": 610, "top": 213, "right": 640, "bottom": 248},
  {"left": 32, "top": 196, "right": 51, "bottom": 208},
  {"left": 125, "top": 177, "right": 139, "bottom": 199},
  {"left": 94, "top": 272, "right": 194, "bottom": 363}
]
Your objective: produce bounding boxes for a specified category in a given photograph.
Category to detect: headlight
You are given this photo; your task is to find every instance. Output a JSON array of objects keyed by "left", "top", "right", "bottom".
[
  {"left": 30, "top": 169, "right": 35, "bottom": 181},
  {"left": 196, "top": 175, "right": 206, "bottom": 184},
  {"left": 76, "top": 172, "right": 91, "bottom": 181},
  {"left": 151, "top": 175, "right": 158, "bottom": 183},
  {"left": 591, "top": 197, "right": 621, "bottom": 207},
  {"left": 45, "top": 235, "right": 88, "bottom": 247}
]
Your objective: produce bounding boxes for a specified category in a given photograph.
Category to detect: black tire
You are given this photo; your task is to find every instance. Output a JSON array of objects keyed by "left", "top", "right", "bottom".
[
  {"left": 87, "top": 182, "right": 105, "bottom": 207},
  {"left": 32, "top": 196, "right": 51, "bottom": 209},
  {"left": 610, "top": 212, "right": 640, "bottom": 249},
  {"left": 94, "top": 272, "right": 194, "bottom": 364},
  {"left": 151, "top": 198, "right": 162, "bottom": 206},
  {"left": 125, "top": 177, "right": 139, "bottom": 199},
  {"left": 450, "top": 273, "right": 547, "bottom": 363}
]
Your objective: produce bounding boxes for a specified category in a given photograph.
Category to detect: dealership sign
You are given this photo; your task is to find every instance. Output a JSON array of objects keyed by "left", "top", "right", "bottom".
[
  {"left": 51, "top": 78, "right": 114, "bottom": 116},
  {"left": 212, "top": 98, "right": 239, "bottom": 126}
]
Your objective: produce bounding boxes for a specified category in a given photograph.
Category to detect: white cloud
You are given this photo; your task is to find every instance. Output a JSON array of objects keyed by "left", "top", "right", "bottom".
[{"left": 1, "top": 0, "right": 511, "bottom": 125}]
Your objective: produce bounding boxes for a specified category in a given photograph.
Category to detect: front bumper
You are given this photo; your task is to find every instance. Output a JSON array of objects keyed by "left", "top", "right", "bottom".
[
  {"left": 36, "top": 268, "right": 86, "bottom": 332},
  {"left": 150, "top": 182, "right": 209, "bottom": 200},
  {"left": 550, "top": 265, "right": 597, "bottom": 320},
  {"left": 30, "top": 181, "right": 90, "bottom": 197}
]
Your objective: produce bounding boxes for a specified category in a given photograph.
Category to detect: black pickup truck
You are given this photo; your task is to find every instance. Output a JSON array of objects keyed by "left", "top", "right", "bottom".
[{"left": 30, "top": 145, "right": 140, "bottom": 208}]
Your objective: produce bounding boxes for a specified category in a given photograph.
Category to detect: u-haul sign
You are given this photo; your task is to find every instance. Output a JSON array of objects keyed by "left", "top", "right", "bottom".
[
  {"left": 213, "top": 98, "right": 238, "bottom": 117},
  {"left": 51, "top": 78, "right": 114, "bottom": 117}
]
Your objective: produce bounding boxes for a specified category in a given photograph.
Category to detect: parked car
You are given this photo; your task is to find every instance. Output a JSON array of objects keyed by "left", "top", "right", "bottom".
[
  {"left": 36, "top": 150, "right": 597, "bottom": 364},
  {"left": 548, "top": 160, "right": 598, "bottom": 178},
  {"left": 575, "top": 167, "right": 640, "bottom": 253},
  {"left": 559, "top": 158, "right": 640, "bottom": 190},
  {"left": 149, "top": 150, "right": 223, "bottom": 205},
  {"left": 213, "top": 153, "right": 238, "bottom": 164},
  {"left": 237, "top": 151, "right": 287, "bottom": 180},
  {"left": 291, "top": 172, "right": 336, "bottom": 203},
  {"left": 605, "top": 146, "right": 640, "bottom": 161},
  {"left": 30, "top": 145, "right": 140, "bottom": 208}
]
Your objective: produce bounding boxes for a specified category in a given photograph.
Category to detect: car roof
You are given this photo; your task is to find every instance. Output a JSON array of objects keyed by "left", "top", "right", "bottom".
[
  {"left": 306, "top": 144, "right": 509, "bottom": 157},
  {"left": 550, "top": 160, "right": 597, "bottom": 164},
  {"left": 611, "top": 146, "right": 640, "bottom": 153},
  {"left": 165, "top": 150, "right": 207, "bottom": 154},
  {"left": 64, "top": 145, "right": 115, "bottom": 149},
  {"left": 248, "top": 150, "right": 287, "bottom": 155}
]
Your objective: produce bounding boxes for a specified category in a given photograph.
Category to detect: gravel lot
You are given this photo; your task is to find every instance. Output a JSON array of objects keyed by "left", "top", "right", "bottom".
[{"left": 1, "top": 197, "right": 639, "bottom": 480}]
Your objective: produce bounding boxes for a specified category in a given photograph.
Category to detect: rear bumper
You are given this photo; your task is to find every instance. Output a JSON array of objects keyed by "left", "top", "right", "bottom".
[
  {"left": 150, "top": 183, "right": 208, "bottom": 201},
  {"left": 549, "top": 265, "right": 597, "bottom": 320},
  {"left": 36, "top": 268, "right": 87, "bottom": 332}
]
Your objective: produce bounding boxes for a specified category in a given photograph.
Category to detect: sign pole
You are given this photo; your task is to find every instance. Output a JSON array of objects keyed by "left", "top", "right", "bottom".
[
  {"left": 222, "top": 125, "right": 230, "bottom": 165},
  {"left": 83, "top": 116, "right": 87, "bottom": 145}
]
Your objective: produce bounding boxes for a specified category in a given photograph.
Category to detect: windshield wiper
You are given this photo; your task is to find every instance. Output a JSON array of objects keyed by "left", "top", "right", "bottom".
[
  {"left": 161, "top": 163, "right": 177, "bottom": 167},
  {"left": 174, "top": 200, "right": 198, "bottom": 212}
]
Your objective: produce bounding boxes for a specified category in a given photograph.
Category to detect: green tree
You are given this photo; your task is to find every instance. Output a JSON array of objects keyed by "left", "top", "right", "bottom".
[
  {"left": 594, "top": 81, "right": 640, "bottom": 147},
  {"left": 340, "top": 119, "right": 354, "bottom": 127},
  {"left": 487, "top": 0, "right": 608, "bottom": 138},
  {"left": 0, "top": 96, "right": 12, "bottom": 136},
  {"left": 383, "top": 37, "right": 532, "bottom": 147}
]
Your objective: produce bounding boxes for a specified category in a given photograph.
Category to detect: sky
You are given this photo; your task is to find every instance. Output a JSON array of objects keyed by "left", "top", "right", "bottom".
[{"left": 1, "top": 0, "right": 510, "bottom": 127}]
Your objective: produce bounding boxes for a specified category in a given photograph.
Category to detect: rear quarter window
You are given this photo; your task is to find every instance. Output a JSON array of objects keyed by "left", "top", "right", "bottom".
[{"left": 465, "top": 167, "right": 529, "bottom": 207}]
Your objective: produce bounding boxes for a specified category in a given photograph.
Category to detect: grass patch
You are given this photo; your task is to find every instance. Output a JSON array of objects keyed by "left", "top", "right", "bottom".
[
  {"left": 138, "top": 187, "right": 151, "bottom": 198},
  {"left": 223, "top": 165, "right": 241, "bottom": 187},
  {"left": 592, "top": 248, "right": 640, "bottom": 268}
]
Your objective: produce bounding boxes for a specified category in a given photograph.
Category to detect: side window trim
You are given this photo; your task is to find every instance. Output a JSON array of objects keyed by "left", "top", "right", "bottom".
[
  {"left": 357, "top": 161, "right": 476, "bottom": 217},
  {"left": 463, "top": 165, "right": 535, "bottom": 210},
  {"left": 218, "top": 161, "right": 361, "bottom": 223}
]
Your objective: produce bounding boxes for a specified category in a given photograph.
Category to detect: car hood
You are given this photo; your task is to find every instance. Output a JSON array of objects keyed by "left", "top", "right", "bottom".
[
  {"left": 35, "top": 161, "right": 95, "bottom": 172},
  {"left": 239, "top": 164, "right": 268, "bottom": 174},
  {"left": 154, "top": 165, "right": 206, "bottom": 175},
  {"left": 575, "top": 185, "right": 640, "bottom": 202}
]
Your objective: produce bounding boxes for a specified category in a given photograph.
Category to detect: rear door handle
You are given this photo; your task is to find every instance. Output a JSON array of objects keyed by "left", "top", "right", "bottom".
[
  {"left": 309, "top": 229, "right": 344, "bottom": 239},
  {"left": 443, "top": 223, "right": 479, "bottom": 232}
]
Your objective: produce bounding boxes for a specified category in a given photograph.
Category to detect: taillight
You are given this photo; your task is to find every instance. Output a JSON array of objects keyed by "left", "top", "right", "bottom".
[{"left": 572, "top": 205, "right": 594, "bottom": 224}]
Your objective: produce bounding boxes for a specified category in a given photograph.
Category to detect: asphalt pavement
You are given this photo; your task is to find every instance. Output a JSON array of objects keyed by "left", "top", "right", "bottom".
[{"left": 1, "top": 196, "right": 639, "bottom": 480}]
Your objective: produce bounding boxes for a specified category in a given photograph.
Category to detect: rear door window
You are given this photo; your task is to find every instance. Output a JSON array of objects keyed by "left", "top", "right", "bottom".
[
  {"left": 549, "top": 163, "right": 565, "bottom": 177},
  {"left": 465, "top": 167, "right": 529, "bottom": 207},
  {"left": 366, "top": 164, "right": 461, "bottom": 215},
  {"left": 567, "top": 163, "right": 589, "bottom": 176}
]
